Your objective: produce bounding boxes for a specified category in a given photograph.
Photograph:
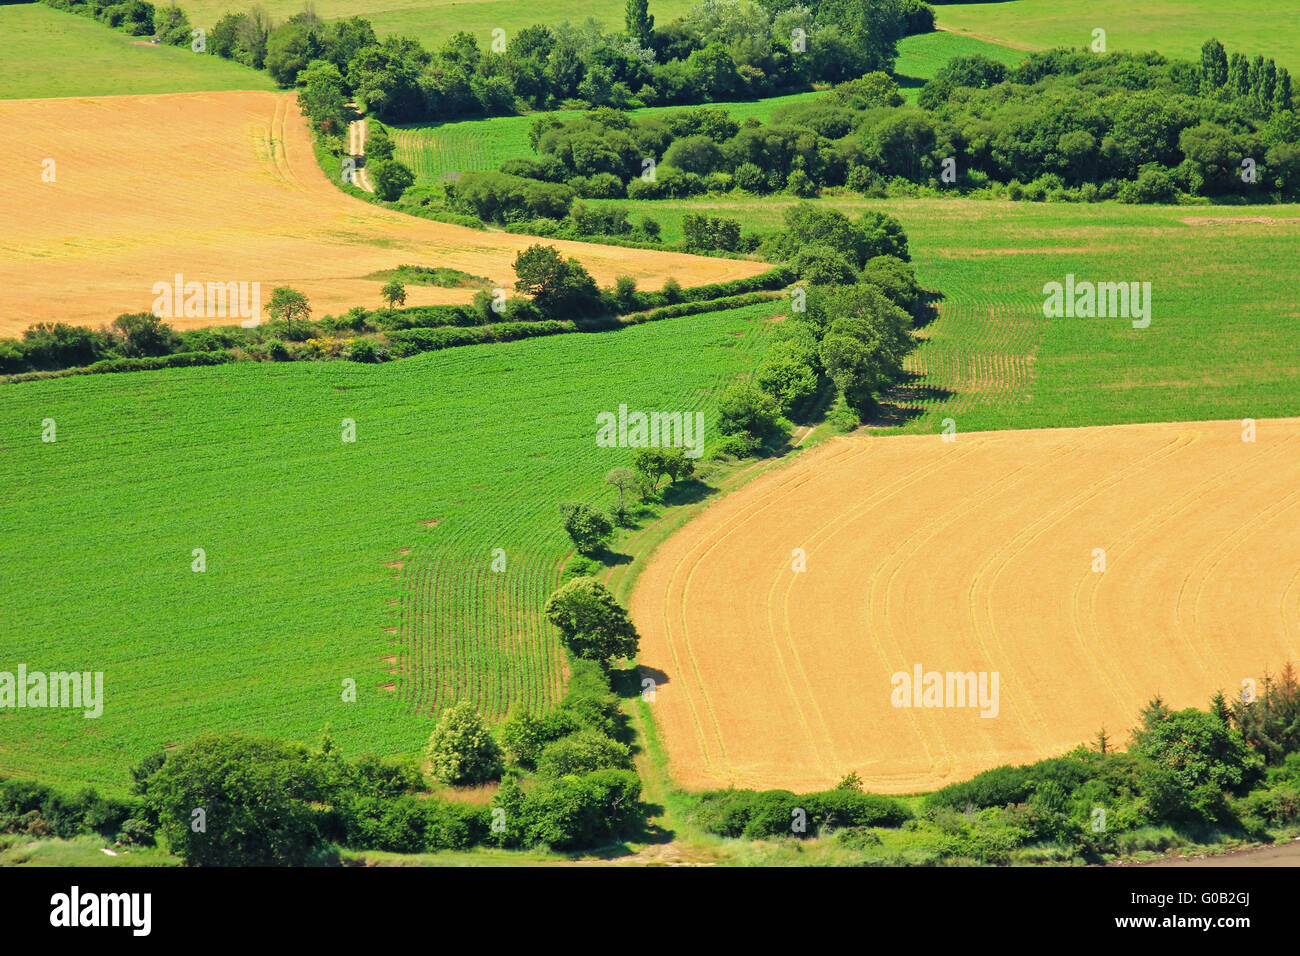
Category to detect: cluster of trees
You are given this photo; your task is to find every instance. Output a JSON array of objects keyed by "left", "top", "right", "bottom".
[
  {"left": 42, "top": 0, "right": 191, "bottom": 43},
  {"left": 1198, "top": 39, "right": 1294, "bottom": 117},
  {"left": 558, "top": 449, "right": 696, "bottom": 556},
  {"left": 707, "top": 203, "right": 916, "bottom": 447},
  {"left": 419, "top": 660, "right": 641, "bottom": 850},
  {"left": 1, "top": 255, "right": 790, "bottom": 381},
  {"left": 1, "top": 312, "right": 186, "bottom": 375},
  {"left": 472, "top": 84, "right": 902, "bottom": 204},
  {"left": 914, "top": 665, "right": 1300, "bottom": 862},
  {"left": 0, "top": 777, "right": 143, "bottom": 845},
  {"left": 10, "top": 663, "right": 1294, "bottom": 863},
  {"left": 44, "top": 655, "right": 646, "bottom": 864},
  {"left": 466, "top": 46, "right": 1300, "bottom": 206},
  {"left": 691, "top": 777, "right": 911, "bottom": 838},
  {"left": 915, "top": 45, "right": 1300, "bottom": 200},
  {"left": 210, "top": 0, "right": 931, "bottom": 125}
]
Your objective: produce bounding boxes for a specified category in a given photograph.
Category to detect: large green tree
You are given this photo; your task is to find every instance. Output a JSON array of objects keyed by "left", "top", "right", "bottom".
[
  {"left": 369, "top": 158, "right": 415, "bottom": 201},
  {"left": 425, "top": 701, "right": 504, "bottom": 785},
  {"left": 625, "top": 0, "right": 654, "bottom": 48},
  {"left": 559, "top": 501, "right": 614, "bottom": 553},
  {"left": 265, "top": 286, "right": 312, "bottom": 338},
  {"left": 296, "top": 60, "right": 351, "bottom": 135},
  {"left": 544, "top": 577, "right": 640, "bottom": 665},
  {"left": 512, "top": 244, "right": 600, "bottom": 316},
  {"left": 1132, "top": 706, "right": 1262, "bottom": 794},
  {"left": 1199, "top": 38, "right": 1228, "bottom": 93},
  {"left": 143, "top": 733, "right": 327, "bottom": 866}
]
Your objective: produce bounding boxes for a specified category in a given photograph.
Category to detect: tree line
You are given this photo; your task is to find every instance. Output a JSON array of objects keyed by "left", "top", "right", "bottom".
[
  {"left": 451, "top": 48, "right": 1299, "bottom": 208},
  {"left": 43, "top": 0, "right": 934, "bottom": 123},
  {"left": 8, "top": 662, "right": 1293, "bottom": 862}
]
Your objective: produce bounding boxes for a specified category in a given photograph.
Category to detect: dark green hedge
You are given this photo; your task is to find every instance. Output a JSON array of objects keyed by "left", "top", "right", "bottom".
[
  {"left": 3, "top": 349, "right": 234, "bottom": 384},
  {"left": 387, "top": 320, "right": 577, "bottom": 356},
  {"left": 622, "top": 290, "right": 781, "bottom": 325},
  {"left": 691, "top": 787, "right": 912, "bottom": 839}
]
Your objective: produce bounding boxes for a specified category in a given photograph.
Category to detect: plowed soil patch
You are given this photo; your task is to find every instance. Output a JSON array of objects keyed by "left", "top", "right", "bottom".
[
  {"left": 0, "top": 91, "right": 765, "bottom": 335},
  {"left": 631, "top": 418, "right": 1300, "bottom": 793}
]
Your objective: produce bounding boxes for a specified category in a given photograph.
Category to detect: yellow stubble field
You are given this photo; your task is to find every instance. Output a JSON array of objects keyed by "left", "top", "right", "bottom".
[
  {"left": 0, "top": 91, "right": 766, "bottom": 336},
  {"left": 631, "top": 418, "right": 1300, "bottom": 794}
]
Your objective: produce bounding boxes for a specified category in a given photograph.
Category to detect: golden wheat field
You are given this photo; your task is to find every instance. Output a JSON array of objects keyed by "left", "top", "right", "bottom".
[
  {"left": 0, "top": 91, "right": 765, "bottom": 335},
  {"left": 630, "top": 418, "right": 1300, "bottom": 794}
]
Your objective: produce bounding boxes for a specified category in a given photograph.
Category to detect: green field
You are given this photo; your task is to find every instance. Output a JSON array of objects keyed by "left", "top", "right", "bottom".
[
  {"left": 394, "top": 91, "right": 824, "bottom": 184},
  {"left": 0, "top": 3, "right": 274, "bottom": 99},
  {"left": 594, "top": 195, "right": 1300, "bottom": 432},
  {"left": 894, "top": 30, "right": 1028, "bottom": 101},
  {"left": 0, "top": 302, "right": 778, "bottom": 794},
  {"left": 175, "top": 0, "right": 695, "bottom": 50},
  {"left": 936, "top": 0, "right": 1300, "bottom": 71}
]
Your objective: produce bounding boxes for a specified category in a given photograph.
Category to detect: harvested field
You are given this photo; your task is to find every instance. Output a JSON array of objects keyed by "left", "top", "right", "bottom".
[
  {"left": 631, "top": 418, "right": 1300, "bottom": 794},
  {"left": 0, "top": 91, "right": 766, "bottom": 335}
]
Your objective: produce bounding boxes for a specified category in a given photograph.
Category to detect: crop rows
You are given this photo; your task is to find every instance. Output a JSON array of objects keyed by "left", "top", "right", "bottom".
[
  {"left": 0, "top": 300, "right": 780, "bottom": 792},
  {"left": 888, "top": 297, "right": 1043, "bottom": 431},
  {"left": 385, "top": 303, "right": 778, "bottom": 721}
]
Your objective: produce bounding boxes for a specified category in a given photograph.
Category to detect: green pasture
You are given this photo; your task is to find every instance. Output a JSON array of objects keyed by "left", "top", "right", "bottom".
[
  {"left": 596, "top": 195, "right": 1300, "bottom": 432},
  {"left": 935, "top": 0, "right": 1300, "bottom": 72},
  {"left": 0, "top": 301, "right": 778, "bottom": 794},
  {"left": 0, "top": 3, "right": 274, "bottom": 99}
]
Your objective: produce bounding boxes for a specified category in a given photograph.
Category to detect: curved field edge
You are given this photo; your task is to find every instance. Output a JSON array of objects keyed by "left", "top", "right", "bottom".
[
  {"left": 0, "top": 90, "right": 765, "bottom": 336},
  {"left": 0, "top": 300, "right": 782, "bottom": 794},
  {"left": 627, "top": 418, "right": 1300, "bottom": 796}
]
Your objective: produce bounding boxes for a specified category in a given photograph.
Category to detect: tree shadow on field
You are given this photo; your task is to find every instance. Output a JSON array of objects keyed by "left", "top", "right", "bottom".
[
  {"left": 619, "top": 501, "right": 658, "bottom": 529},
  {"left": 895, "top": 73, "right": 925, "bottom": 96},
  {"left": 576, "top": 810, "right": 674, "bottom": 858},
  {"left": 913, "top": 290, "right": 945, "bottom": 330},
  {"left": 591, "top": 545, "right": 633, "bottom": 567},
  {"left": 611, "top": 665, "right": 670, "bottom": 699},
  {"left": 658, "top": 476, "right": 714, "bottom": 507},
  {"left": 868, "top": 372, "right": 955, "bottom": 427}
]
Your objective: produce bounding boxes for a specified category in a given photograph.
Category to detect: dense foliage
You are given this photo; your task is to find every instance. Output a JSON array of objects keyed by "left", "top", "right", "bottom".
[
  {"left": 543, "top": 577, "right": 642, "bottom": 666},
  {"left": 456, "top": 45, "right": 1298, "bottom": 205},
  {"left": 238, "top": 0, "right": 924, "bottom": 122},
  {"left": 15, "top": 657, "right": 645, "bottom": 863},
  {"left": 45, "top": 0, "right": 932, "bottom": 122}
]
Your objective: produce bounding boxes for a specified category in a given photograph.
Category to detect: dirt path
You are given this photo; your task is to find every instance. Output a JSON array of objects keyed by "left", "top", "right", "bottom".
[
  {"left": 933, "top": 25, "right": 1041, "bottom": 53},
  {"left": 348, "top": 115, "right": 374, "bottom": 193},
  {"left": 1138, "top": 838, "right": 1300, "bottom": 867}
]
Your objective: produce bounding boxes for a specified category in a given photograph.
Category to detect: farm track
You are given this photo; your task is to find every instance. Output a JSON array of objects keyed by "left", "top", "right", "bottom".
[
  {"left": 348, "top": 116, "right": 374, "bottom": 193},
  {"left": 630, "top": 418, "right": 1300, "bottom": 794}
]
